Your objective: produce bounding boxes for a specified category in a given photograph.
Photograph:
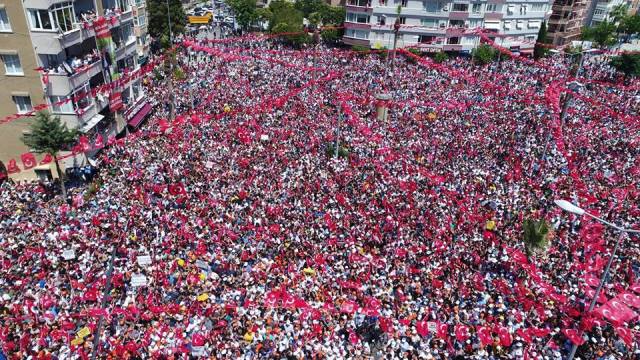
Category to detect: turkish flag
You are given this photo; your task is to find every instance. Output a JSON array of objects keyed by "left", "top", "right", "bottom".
[
  {"left": 264, "top": 291, "right": 279, "bottom": 308},
  {"left": 477, "top": 326, "right": 493, "bottom": 345},
  {"left": 40, "top": 153, "right": 53, "bottom": 165},
  {"left": 436, "top": 322, "right": 448, "bottom": 339},
  {"left": 583, "top": 273, "right": 600, "bottom": 287},
  {"left": 516, "top": 328, "right": 532, "bottom": 343},
  {"left": 94, "top": 135, "right": 104, "bottom": 149},
  {"left": 416, "top": 320, "right": 429, "bottom": 337},
  {"left": 614, "top": 326, "right": 633, "bottom": 346},
  {"left": 20, "top": 153, "right": 37, "bottom": 170},
  {"left": 6, "top": 159, "right": 20, "bottom": 174},
  {"left": 562, "top": 328, "right": 585, "bottom": 346},
  {"left": 454, "top": 324, "right": 470, "bottom": 342},
  {"left": 498, "top": 326, "right": 512, "bottom": 347},
  {"left": 340, "top": 300, "right": 357, "bottom": 314},
  {"left": 616, "top": 292, "right": 640, "bottom": 309},
  {"left": 78, "top": 136, "right": 91, "bottom": 152},
  {"left": 606, "top": 299, "right": 638, "bottom": 322},
  {"left": 168, "top": 183, "right": 186, "bottom": 196}
]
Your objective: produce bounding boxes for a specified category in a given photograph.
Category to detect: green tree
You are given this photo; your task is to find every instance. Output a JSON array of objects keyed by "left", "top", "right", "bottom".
[
  {"left": 618, "top": 14, "right": 640, "bottom": 41},
  {"left": 534, "top": 21, "right": 549, "bottom": 60},
  {"left": 21, "top": 111, "right": 78, "bottom": 199},
  {"left": 522, "top": 218, "right": 552, "bottom": 259},
  {"left": 294, "top": 0, "right": 325, "bottom": 18},
  {"left": 228, "top": 0, "right": 258, "bottom": 31},
  {"left": 472, "top": 44, "right": 497, "bottom": 65},
  {"left": 319, "top": 5, "right": 345, "bottom": 26},
  {"left": 267, "top": 0, "right": 308, "bottom": 45},
  {"left": 610, "top": 53, "right": 640, "bottom": 78},
  {"left": 434, "top": 51, "right": 448, "bottom": 63},
  {"left": 581, "top": 21, "right": 617, "bottom": 48},
  {"left": 609, "top": 4, "right": 629, "bottom": 24},
  {"left": 147, "top": 0, "right": 186, "bottom": 48}
]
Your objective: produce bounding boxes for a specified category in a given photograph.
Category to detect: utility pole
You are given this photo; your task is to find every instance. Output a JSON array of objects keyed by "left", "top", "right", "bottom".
[
  {"left": 335, "top": 113, "right": 343, "bottom": 159},
  {"left": 90, "top": 245, "right": 117, "bottom": 360},
  {"left": 390, "top": 17, "right": 401, "bottom": 69},
  {"left": 313, "top": 28, "right": 320, "bottom": 87}
]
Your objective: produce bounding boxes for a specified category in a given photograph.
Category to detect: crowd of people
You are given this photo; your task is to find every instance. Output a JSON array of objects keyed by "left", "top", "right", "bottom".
[{"left": 0, "top": 34, "right": 639, "bottom": 359}]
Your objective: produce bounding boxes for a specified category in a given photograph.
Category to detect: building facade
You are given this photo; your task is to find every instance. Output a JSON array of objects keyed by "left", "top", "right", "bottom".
[
  {"left": 547, "top": 0, "right": 593, "bottom": 45},
  {"left": 343, "top": 0, "right": 553, "bottom": 54},
  {"left": 0, "top": 0, "right": 151, "bottom": 180},
  {"left": 589, "top": 0, "right": 626, "bottom": 25}
]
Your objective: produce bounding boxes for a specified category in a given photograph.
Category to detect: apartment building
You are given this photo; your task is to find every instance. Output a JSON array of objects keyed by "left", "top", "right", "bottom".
[
  {"left": 343, "top": 0, "right": 553, "bottom": 54},
  {"left": 590, "top": 0, "right": 626, "bottom": 25},
  {"left": 0, "top": 0, "right": 151, "bottom": 180},
  {"left": 547, "top": 0, "right": 593, "bottom": 45}
]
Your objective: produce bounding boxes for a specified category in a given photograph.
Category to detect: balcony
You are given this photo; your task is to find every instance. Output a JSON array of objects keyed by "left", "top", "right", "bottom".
[
  {"left": 23, "top": 0, "right": 69, "bottom": 9},
  {"left": 449, "top": 11, "right": 469, "bottom": 20},
  {"left": 344, "top": 22, "right": 372, "bottom": 30},
  {"left": 47, "top": 60, "right": 103, "bottom": 96},
  {"left": 115, "top": 37, "right": 137, "bottom": 61}
]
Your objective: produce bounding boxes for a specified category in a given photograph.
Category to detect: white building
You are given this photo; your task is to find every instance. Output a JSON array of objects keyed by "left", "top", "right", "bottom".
[
  {"left": 343, "top": 0, "right": 553, "bottom": 54},
  {"left": 590, "top": 0, "right": 626, "bottom": 25}
]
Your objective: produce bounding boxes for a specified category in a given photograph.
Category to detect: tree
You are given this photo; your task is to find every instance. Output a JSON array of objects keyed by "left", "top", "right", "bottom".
[
  {"left": 610, "top": 53, "right": 640, "bottom": 78},
  {"left": 618, "top": 14, "right": 640, "bottom": 42},
  {"left": 472, "top": 44, "right": 497, "bottom": 65},
  {"left": 581, "top": 21, "right": 617, "bottom": 48},
  {"left": 522, "top": 218, "right": 552, "bottom": 259},
  {"left": 147, "top": 0, "right": 186, "bottom": 48},
  {"left": 294, "top": 0, "right": 325, "bottom": 18},
  {"left": 21, "top": 111, "right": 78, "bottom": 199},
  {"left": 319, "top": 5, "right": 345, "bottom": 26},
  {"left": 609, "top": 4, "right": 629, "bottom": 25},
  {"left": 267, "top": 0, "right": 309, "bottom": 46},
  {"left": 228, "top": 0, "right": 258, "bottom": 31},
  {"left": 534, "top": 21, "right": 549, "bottom": 60},
  {"left": 434, "top": 51, "right": 448, "bottom": 63}
]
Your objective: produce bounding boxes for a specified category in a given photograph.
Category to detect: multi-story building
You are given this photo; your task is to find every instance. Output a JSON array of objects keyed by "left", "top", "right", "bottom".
[
  {"left": 589, "top": 0, "right": 626, "bottom": 25},
  {"left": 0, "top": 0, "right": 152, "bottom": 180},
  {"left": 547, "top": 0, "right": 593, "bottom": 45},
  {"left": 132, "top": 0, "right": 149, "bottom": 64},
  {"left": 343, "top": 0, "right": 553, "bottom": 54}
]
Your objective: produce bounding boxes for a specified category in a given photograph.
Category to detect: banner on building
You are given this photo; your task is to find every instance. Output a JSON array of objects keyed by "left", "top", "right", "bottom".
[{"left": 109, "top": 92, "right": 123, "bottom": 111}]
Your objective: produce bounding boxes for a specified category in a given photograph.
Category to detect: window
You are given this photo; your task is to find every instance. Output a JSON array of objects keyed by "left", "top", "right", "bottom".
[
  {"left": 520, "top": 4, "right": 527, "bottom": 15},
  {"left": 51, "top": 2, "right": 75, "bottom": 33},
  {"left": 419, "top": 35, "right": 435, "bottom": 43},
  {"left": 116, "top": 0, "right": 131, "bottom": 12},
  {"left": 528, "top": 20, "right": 541, "bottom": 29},
  {"left": 13, "top": 96, "right": 32, "bottom": 114},
  {"left": 452, "top": 3, "right": 468, "bottom": 12},
  {"left": 378, "top": 15, "right": 386, "bottom": 25},
  {"left": 50, "top": 95, "right": 74, "bottom": 113},
  {"left": 530, "top": 3, "right": 545, "bottom": 12},
  {"left": 73, "top": 82, "right": 92, "bottom": 111},
  {"left": 401, "top": 0, "right": 408, "bottom": 7},
  {"left": 0, "top": 9, "right": 11, "bottom": 32},
  {"left": 421, "top": 18, "right": 436, "bottom": 27},
  {"left": 503, "top": 20, "right": 511, "bottom": 30},
  {"left": 346, "top": 12, "right": 370, "bottom": 23},
  {"left": 1, "top": 54, "right": 23, "bottom": 75},
  {"left": 28, "top": 9, "right": 54, "bottom": 30},
  {"left": 486, "top": 4, "right": 497, "bottom": 12},
  {"left": 516, "top": 20, "right": 524, "bottom": 29},
  {"left": 507, "top": 4, "right": 515, "bottom": 14},
  {"left": 346, "top": 29, "right": 369, "bottom": 39},
  {"left": 471, "top": 4, "right": 481, "bottom": 13},
  {"left": 399, "top": 16, "right": 406, "bottom": 24},
  {"left": 137, "top": 14, "right": 146, "bottom": 26}
]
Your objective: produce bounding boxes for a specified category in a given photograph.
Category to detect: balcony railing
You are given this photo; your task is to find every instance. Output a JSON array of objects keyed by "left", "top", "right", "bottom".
[{"left": 46, "top": 59, "right": 103, "bottom": 96}]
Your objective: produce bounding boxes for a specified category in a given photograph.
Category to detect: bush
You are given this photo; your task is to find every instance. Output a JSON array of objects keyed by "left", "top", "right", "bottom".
[
  {"left": 434, "top": 51, "right": 448, "bottom": 63},
  {"left": 352, "top": 45, "right": 370, "bottom": 54},
  {"left": 472, "top": 44, "right": 498, "bottom": 65},
  {"left": 325, "top": 142, "right": 349, "bottom": 159}
]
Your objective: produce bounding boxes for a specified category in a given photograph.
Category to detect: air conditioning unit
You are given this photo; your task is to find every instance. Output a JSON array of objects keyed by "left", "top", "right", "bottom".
[{"left": 443, "top": 6, "right": 449, "bottom": 11}]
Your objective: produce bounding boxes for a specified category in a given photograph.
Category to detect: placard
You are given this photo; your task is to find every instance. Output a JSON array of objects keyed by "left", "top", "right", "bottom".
[
  {"left": 137, "top": 255, "right": 152, "bottom": 267},
  {"left": 205, "top": 161, "right": 214, "bottom": 169},
  {"left": 77, "top": 327, "right": 91, "bottom": 338},
  {"left": 192, "top": 346, "right": 206, "bottom": 356},
  {"left": 62, "top": 249, "right": 76, "bottom": 260},
  {"left": 131, "top": 274, "right": 148, "bottom": 287},
  {"left": 196, "top": 260, "right": 210, "bottom": 271},
  {"left": 427, "top": 322, "right": 437, "bottom": 333}
]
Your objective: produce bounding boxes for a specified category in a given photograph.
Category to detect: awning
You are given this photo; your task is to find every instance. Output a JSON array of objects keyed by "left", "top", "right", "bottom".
[
  {"left": 127, "top": 103, "right": 152, "bottom": 128},
  {"left": 79, "top": 114, "right": 105, "bottom": 133},
  {"left": 484, "top": 21, "right": 500, "bottom": 30}
]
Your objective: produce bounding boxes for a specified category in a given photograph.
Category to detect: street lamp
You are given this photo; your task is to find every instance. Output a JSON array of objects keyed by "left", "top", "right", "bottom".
[{"left": 554, "top": 199, "right": 640, "bottom": 360}]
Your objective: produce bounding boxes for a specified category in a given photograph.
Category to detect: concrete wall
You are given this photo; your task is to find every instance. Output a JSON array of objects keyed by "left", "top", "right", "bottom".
[{"left": 0, "top": 1, "right": 46, "bottom": 180}]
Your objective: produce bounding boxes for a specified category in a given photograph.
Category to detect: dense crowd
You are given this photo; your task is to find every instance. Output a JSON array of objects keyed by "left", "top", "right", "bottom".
[{"left": 0, "top": 36, "right": 639, "bottom": 359}]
